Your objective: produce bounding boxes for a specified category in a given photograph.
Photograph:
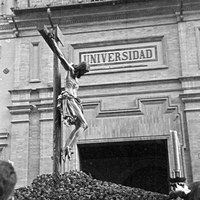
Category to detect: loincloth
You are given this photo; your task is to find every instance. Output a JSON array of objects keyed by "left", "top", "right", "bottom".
[{"left": 57, "top": 91, "right": 83, "bottom": 126}]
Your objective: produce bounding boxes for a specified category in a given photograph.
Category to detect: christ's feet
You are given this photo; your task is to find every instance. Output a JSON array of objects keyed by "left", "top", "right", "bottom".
[{"left": 62, "top": 146, "right": 74, "bottom": 161}]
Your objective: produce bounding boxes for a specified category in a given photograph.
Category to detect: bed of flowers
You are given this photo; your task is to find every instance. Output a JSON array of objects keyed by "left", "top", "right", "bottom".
[{"left": 14, "top": 170, "right": 169, "bottom": 200}]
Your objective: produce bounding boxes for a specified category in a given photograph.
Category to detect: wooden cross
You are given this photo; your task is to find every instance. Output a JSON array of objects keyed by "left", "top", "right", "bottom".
[{"left": 38, "top": 15, "right": 65, "bottom": 175}]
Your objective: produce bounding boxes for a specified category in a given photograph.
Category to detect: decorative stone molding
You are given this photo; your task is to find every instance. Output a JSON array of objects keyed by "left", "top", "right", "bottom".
[
  {"left": 8, "top": 88, "right": 53, "bottom": 124},
  {"left": 7, "top": 1, "right": 196, "bottom": 32},
  {"left": 180, "top": 92, "right": 200, "bottom": 112},
  {"left": 0, "top": 131, "right": 9, "bottom": 160},
  {"left": 195, "top": 27, "right": 200, "bottom": 69},
  {"left": 0, "top": 131, "right": 9, "bottom": 143},
  {"left": 93, "top": 96, "right": 178, "bottom": 118},
  {"left": 179, "top": 76, "right": 200, "bottom": 93}
]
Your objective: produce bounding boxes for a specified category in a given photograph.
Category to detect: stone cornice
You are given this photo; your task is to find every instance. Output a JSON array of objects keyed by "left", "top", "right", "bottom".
[
  {"left": 7, "top": 1, "right": 183, "bottom": 29},
  {"left": 0, "top": 132, "right": 9, "bottom": 140},
  {"left": 180, "top": 93, "right": 200, "bottom": 102},
  {"left": 0, "top": 132, "right": 9, "bottom": 147},
  {"left": 81, "top": 77, "right": 181, "bottom": 90},
  {"left": 179, "top": 75, "right": 200, "bottom": 81},
  {"left": 8, "top": 77, "right": 181, "bottom": 93},
  {"left": 12, "top": 0, "right": 119, "bottom": 14},
  {"left": 180, "top": 93, "right": 200, "bottom": 112},
  {"left": 8, "top": 81, "right": 180, "bottom": 101},
  {"left": 0, "top": 1, "right": 199, "bottom": 34},
  {"left": 7, "top": 103, "right": 53, "bottom": 112},
  {"left": 11, "top": 0, "right": 200, "bottom": 16},
  {"left": 178, "top": 76, "right": 200, "bottom": 93},
  {"left": 7, "top": 105, "right": 32, "bottom": 114}
]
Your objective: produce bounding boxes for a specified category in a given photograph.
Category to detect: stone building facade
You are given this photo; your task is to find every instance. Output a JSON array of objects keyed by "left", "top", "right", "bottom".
[{"left": 1, "top": 0, "right": 200, "bottom": 194}]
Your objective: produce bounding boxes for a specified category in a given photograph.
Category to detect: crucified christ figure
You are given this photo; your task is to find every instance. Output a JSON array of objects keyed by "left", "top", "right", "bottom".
[{"left": 45, "top": 29, "right": 90, "bottom": 161}]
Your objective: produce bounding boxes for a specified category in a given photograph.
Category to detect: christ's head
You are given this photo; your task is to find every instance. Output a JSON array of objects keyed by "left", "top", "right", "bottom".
[{"left": 74, "top": 62, "right": 90, "bottom": 78}]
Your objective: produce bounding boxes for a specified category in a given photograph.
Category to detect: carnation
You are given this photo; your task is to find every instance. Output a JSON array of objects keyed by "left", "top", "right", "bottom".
[{"left": 14, "top": 170, "right": 169, "bottom": 200}]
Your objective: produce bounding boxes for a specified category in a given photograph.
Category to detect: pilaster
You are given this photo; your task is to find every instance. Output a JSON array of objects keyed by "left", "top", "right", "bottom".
[
  {"left": 8, "top": 88, "right": 54, "bottom": 187},
  {"left": 180, "top": 93, "right": 200, "bottom": 182}
]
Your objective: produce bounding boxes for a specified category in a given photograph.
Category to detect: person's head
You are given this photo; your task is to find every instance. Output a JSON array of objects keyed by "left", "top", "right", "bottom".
[
  {"left": 74, "top": 62, "right": 90, "bottom": 78},
  {"left": 0, "top": 160, "right": 17, "bottom": 200}
]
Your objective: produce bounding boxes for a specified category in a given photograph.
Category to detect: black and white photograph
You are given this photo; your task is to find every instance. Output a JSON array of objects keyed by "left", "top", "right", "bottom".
[{"left": 0, "top": 0, "right": 200, "bottom": 199}]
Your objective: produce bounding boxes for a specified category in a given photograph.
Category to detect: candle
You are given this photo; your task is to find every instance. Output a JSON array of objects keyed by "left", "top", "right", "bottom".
[{"left": 171, "top": 130, "right": 181, "bottom": 177}]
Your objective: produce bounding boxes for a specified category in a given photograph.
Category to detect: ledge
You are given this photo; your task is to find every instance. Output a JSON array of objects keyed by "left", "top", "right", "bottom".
[
  {"left": 11, "top": 0, "right": 119, "bottom": 15},
  {"left": 10, "top": 0, "right": 200, "bottom": 17},
  {"left": 0, "top": 132, "right": 9, "bottom": 140},
  {"left": 180, "top": 92, "right": 200, "bottom": 102}
]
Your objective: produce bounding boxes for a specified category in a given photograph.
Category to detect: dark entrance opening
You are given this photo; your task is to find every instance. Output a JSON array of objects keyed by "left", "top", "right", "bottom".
[{"left": 78, "top": 139, "right": 169, "bottom": 194}]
